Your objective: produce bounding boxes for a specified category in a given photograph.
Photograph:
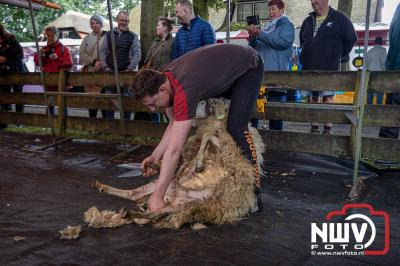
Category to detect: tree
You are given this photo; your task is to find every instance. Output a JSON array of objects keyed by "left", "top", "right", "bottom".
[
  {"left": 138, "top": 0, "right": 225, "bottom": 63},
  {"left": 165, "top": 0, "right": 224, "bottom": 21},
  {"left": 338, "top": 0, "right": 353, "bottom": 71},
  {"left": 193, "top": 0, "right": 209, "bottom": 20},
  {"left": 0, "top": 0, "right": 139, "bottom": 42},
  {"left": 216, "top": 0, "right": 237, "bottom": 32},
  {"left": 338, "top": 0, "right": 353, "bottom": 19},
  {"left": 140, "top": 0, "right": 164, "bottom": 66}
]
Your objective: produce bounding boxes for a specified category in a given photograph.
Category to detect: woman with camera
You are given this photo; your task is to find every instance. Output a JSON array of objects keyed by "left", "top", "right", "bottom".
[
  {"left": 247, "top": 0, "right": 294, "bottom": 130},
  {"left": 34, "top": 26, "right": 72, "bottom": 89},
  {"left": 34, "top": 26, "right": 72, "bottom": 115}
]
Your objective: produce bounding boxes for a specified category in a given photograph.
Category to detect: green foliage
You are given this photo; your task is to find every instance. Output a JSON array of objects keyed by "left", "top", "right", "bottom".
[
  {"left": 5, "top": 125, "right": 160, "bottom": 145},
  {"left": 207, "top": 0, "right": 225, "bottom": 11},
  {"left": 0, "top": 4, "right": 61, "bottom": 41},
  {"left": 164, "top": 0, "right": 225, "bottom": 14},
  {"left": 230, "top": 22, "right": 247, "bottom": 31},
  {"left": 1, "top": 0, "right": 224, "bottom": 42},
  {"left": 0, "top": 0, "right": 139, "bottom": 42}
]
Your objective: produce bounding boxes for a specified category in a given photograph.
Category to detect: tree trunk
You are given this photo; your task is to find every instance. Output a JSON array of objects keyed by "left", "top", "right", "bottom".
[
  {"left": 216, "top": 1, "right": 236, "bottom": 32},
  {"left": 338, "top": 0, "right": 353, "bottom": 19},
  {"left": 338, "top": 0, "right": 353, "bottom": 71},
  {"left": 193, "top": 0, "right": 209, "bottom": 20},
  {"left": 140, "top": 0, "right": 164, "bottom": 67},
  {"left": 374, "top": 0, "right": 384, "bottom": 22}
]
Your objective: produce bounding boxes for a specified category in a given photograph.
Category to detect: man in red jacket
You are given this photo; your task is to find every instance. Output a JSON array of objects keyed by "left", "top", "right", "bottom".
[
  {"left": 34, "top": 26, "right": 72, "bottom": 90},
  {"left": 34, "top": 26, "right": 72, "bottom": 115}
]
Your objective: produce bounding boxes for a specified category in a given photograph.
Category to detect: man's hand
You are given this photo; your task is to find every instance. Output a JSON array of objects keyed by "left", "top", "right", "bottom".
[
  {"left": 141, "top": 155, "right": 161, "bottom": 177},
  {"left": 0, "top": 56, "right": 7, "bottom": 64},
  {"left": 148, "top": 192, "right": 165, "bottom": 211}
]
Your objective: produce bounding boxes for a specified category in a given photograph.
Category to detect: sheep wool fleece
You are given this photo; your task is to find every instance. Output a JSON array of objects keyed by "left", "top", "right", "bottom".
[{"left": 162, "top": 44, "right": 264, "bottom": 197}]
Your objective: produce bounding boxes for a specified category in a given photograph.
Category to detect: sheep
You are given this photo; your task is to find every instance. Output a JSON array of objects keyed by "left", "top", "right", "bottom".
[{"left": 92, "top": 98, "right": 265, "bottom": 229}]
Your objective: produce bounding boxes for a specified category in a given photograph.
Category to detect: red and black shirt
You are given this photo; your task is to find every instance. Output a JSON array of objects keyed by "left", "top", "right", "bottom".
[{"left": 162, "top": 44, "right": 260, "bottom": 121}]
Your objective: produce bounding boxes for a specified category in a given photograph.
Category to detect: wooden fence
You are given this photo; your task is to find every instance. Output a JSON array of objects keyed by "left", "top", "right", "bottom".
[{"left": 0, "top": 70, "right": 399, "bottom": 161}]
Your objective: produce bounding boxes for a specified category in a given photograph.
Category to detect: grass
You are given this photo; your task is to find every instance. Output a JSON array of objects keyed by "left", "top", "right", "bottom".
[
  {"left": 361, "top": 158, "right": 400, "bottom": 171},
  {"left": 4, "top": 124, "right": 160, "bottom": 145}
]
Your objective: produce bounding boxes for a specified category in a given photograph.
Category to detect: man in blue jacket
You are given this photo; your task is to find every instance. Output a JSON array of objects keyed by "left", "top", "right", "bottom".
[
  {"left": 172, "top": 0, "right": 216, "bottom": 59},
  {"left": 300, "top": 0, "right": 357, "bottom": 134}
]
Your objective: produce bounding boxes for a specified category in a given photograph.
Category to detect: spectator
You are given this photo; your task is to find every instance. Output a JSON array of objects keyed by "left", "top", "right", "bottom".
[
  {"left": 366, "top": 36, "right": 386, "bottom": 105},
  {"left": 99, "top": 10, "right": 141, "bottom": 120},
  {"left": 34, "top": 26, "right": 72, "bottom": 115},
  {"left": 248, "top": 0, "right": 294, "bottom": 130},
  {"left": 141, "top": 17, "right": 175, "bottom": 122},
  {"left": 299, "top": 0, "right": 357, "bottom": 134},
  {"left": 172, "top": 0, "right": 216, "bottom": 59},
  {"left": 379, "top": 4, "right": 400, "bottom": 139},
  {"left": 79, "top": 14, "right": 107, "bottom": 118},
  {"left": 131, "top": 44, "right": 264, "bottom": 211},
  {"left": 144, "top": 17, "right": 174, "bottom": 71},
  {"left": 0, "top": 23, "right": 25, "bottom": 129}
]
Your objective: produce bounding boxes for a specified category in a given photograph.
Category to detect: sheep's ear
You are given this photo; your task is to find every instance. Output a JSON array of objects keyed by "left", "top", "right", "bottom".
[{"left": 195, "top": 100, "right": 208, "bottom": 118}]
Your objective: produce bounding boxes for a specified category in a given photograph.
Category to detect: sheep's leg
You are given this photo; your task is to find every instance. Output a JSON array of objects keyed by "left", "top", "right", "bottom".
[
  {"left": 125, "top": 206, "right": 175, "bottom": 220},
  {"left": 92, "top": 180, "right": 156, "bottom": 202},
  {"left": 195, "top": 133, "right": 222, "bottom": 172}
]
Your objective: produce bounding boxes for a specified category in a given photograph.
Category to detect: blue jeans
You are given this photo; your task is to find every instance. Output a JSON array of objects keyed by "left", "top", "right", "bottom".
[
  {"left": 48, "top": 106, "right": 68, "bottom": 116},
  {"left": 379, "top": 93, "right": 400, "bottom": 139},
  {"left": 367, "top": 92, "right": 384, "bottom": 104},
  {"left": 286, "top": 89, "right": 300, "bottom": 102},
  {"left": 267, "top": 91, "right": 287, "bottom": 130},
  {"left": 102, "top": 87, "right": 131, "bottom": 120}
]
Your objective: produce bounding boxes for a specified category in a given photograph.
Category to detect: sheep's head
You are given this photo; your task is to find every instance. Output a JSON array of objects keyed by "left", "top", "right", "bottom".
[{"left": 194, "top": 98, "right": 230, "bottom": 126}]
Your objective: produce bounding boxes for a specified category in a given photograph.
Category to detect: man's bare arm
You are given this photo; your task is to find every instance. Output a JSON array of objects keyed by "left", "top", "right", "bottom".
[
  {"left": 151, "top": 107, "right": 174, "bottom": 161},
  {"left": 148, "top": 119, "right": 192, "bottom": 210}
]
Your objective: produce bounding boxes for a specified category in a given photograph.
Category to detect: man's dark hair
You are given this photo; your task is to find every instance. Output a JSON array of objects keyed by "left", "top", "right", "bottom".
[
  {"left": 131, "top": 69, "right": 167, "bottom": 100},
  {"left": 375, "top": 36, "right": 383, "bottom": 45}
]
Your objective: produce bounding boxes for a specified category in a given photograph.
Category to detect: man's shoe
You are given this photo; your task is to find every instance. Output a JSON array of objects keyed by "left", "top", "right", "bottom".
[{"left": 323, "top": 129, "right": 333, "bottom": 135}]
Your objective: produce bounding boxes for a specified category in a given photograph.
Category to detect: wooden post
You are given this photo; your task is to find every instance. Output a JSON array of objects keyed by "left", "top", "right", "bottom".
[
  {"left": 351, "top": 70, "right": 370, "bottom": 158},
  {"left": 349, "top": 0, "right": 372, "bottom": 195},
  {"left": 350, "top": 70, "right": 362, "bottom": 159},
  {"left": 57, "top": 69, "right": 67, "bottom": 136}
]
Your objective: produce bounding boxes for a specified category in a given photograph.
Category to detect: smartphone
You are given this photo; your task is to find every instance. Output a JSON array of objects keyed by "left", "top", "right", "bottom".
[{"left": 246, "top": 14, "right": 260, "bottom": 26}]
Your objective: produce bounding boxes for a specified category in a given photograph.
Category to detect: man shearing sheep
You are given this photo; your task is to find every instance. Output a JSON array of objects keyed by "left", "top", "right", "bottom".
[{"left": 130, "top": 44, "right": 264, "bottom": 212}]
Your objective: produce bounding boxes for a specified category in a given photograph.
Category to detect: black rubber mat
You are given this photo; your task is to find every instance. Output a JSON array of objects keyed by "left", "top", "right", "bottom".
[{"left": 0, "top": 131, "right": 398, "bottom": 265}]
